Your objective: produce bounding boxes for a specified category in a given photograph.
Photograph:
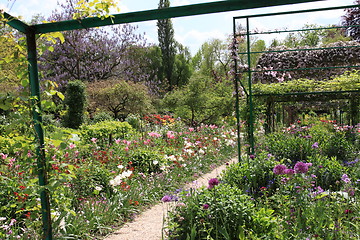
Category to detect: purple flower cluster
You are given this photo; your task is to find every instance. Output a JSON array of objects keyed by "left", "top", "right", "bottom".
[
  {"left": 161, "top": 195, "right": 172, "bottom": 202},
  {"left": 273, "top": 162, "right": 312, "bottom": 175},
  {"left": 341, "top": 174, "right": 351, "bottom": 183},
  {"left": 208, "top": 178, "right": 220, "bottom": 189},
  {"left": 311, "top": 142, "right": 319, "bottom": 149},
  {"left": 202, "top": 204, "right": 210, "bottom": 209},
  {"left": 273, "top": 164, "right": 287, "bottom": 175},
  {"left": 294, "top": 162, "right": 312, "bottom": 173}
]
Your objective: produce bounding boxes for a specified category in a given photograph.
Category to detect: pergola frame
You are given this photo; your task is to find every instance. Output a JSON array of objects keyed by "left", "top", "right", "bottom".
[{"left": 2, "top": 0, "right": 354, "bottom": 239}]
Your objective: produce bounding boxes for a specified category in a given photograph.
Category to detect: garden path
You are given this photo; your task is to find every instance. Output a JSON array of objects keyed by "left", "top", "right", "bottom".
[{"left": 103, "top": 157, "right": 236, "bottom": 240}]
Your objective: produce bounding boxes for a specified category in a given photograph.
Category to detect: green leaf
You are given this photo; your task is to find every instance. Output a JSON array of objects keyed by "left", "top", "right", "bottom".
[
  {"left": 57, "top": 92, "right": 65, "bottom": 100},
  {"left": 238, "top": 225, "right": 245, "bottom": 240}
]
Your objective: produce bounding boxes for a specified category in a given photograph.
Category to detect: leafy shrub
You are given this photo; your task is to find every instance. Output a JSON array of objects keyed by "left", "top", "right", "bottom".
[
  {"left": 128, "top": 149, "right": 164, "bottom": 173},
  {"left": 92, "top": 111, "right": 113, "bottom": 123},
  {"left": 307, "top": 155, "right": 346, "bottom": 191},
  {"left": 162, "top": 73, "right": 233, "bottom": 127},
  {"left": 80, "top": 120, "right": 133, "bottom": 146},
  {"left": 0, "top": 135, "right": 31, "bottom": 156},
  {"left": 87, "top": 79, "right": 154, "bottom": 120},
  {"left": 42, "top": 114, "right": 61, "bottom": 132},
  {"left": 221, "top": 153, "right": 278, "bottom": 197},
  {"left": 166, "top": 184, "right": 279, "bottom": 240},
  {"left": 125, "top": 113, "right": 143, "bottom": 130},
  {"left": 71, "top": 165, "right": 113, "bottom": 200},
  {"left": 321, "top": 131, "right": 355, "bottom": 163},
  {"left": 265, "top": 132, "right": 313, "bottom": 163},
  {"left": 62, "top": 80, "right": 87, "bottom": 129}
]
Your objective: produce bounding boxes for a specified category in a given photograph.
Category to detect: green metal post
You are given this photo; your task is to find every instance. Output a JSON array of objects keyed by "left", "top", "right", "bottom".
[
  {"left": 26, "top": 29, "right": 53, "bottom": 240},
  {"left": 233, "top": 18, "right": 242, "bottom": 163},
  {"left": 246, "top": 17, "right": 255, "bottom": 154}
]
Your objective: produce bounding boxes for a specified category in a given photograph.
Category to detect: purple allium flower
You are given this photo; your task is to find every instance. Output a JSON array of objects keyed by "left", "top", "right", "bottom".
[
  {"left": 294, "top": 162, "right": 309, "bottom": 173},
  {"left": 341, "top": 174, "right": 351, "bottom": 183},
  {"left": 203, "top": 204, "right": 210, "bottom": 209},
  {"left": 284, "top": 168, "right": 295, "bottom": 176},
  {"left": 161, "top": 195, "right": 172, "bottom": 202},
  {"left": 311, "top": 142, "right": 319, "bottom": 149},
  {"left": 249, "top": 154, "right": 255, "bottom": 159},
  {"left": 273, "top": 164, "right": 287, "bottom": 175},
  {"left": 208, "top": 178, "right": 220, "bottom": 189}
]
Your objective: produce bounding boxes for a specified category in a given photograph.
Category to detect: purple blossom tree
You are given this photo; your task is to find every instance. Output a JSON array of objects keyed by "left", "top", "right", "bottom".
[{"left": 39, "top": 0, "right": 155, "bottom": 91}]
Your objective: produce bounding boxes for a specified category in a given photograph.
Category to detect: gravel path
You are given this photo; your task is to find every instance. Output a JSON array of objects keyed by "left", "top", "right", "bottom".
[{"left": 103, "top": 158, "right": 236, "bottom": 240}]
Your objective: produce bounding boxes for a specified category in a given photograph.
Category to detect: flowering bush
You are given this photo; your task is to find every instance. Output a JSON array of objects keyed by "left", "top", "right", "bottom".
[{"left": 143, "top": 114, "right": 175, "bottom": 125}]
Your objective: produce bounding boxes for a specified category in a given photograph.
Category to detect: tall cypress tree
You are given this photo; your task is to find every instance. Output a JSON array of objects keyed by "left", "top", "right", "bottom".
[{"left": 157, "top": 0, "right": 176, "bottom": 91}]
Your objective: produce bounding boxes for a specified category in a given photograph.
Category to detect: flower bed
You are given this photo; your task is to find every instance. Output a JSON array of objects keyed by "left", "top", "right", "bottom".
[
  {"left": 164, "top": 119, "right": 360, "bottom": 239},
  {"left": 0, "top": 120, "right": 237, "bottom": 239}
]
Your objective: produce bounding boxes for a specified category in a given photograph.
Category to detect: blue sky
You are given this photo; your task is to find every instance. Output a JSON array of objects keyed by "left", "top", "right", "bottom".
[{"left": 1, "top": 0, "right": 356, "bottom": 54}]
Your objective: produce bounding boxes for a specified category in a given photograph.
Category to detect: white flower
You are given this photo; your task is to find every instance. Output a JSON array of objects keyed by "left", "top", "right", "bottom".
[
  {"left": 165, "top": 155, "right": 177, "bottom": 161},
  {"left": 184, "top": 148, "right": 194, "bottom": 155},
  {"left": 225, "top": 139, "right": 236, "bottom": 146},
  {"left": 95, "top": 186, "right": 102, "bottom": 191},
  {"left": 184, "top": 141, "right": 193, "bottom": 148},
  {"left": 198, "top": 149, "right": 205, "bottom": 155},
  {"left": 121, "top": 170, "right": 132, "bottom": 178},
  {"left": 117, "top": 164, "right": 124, "bottom": 169},
  {"left": 153, "top": 160, "right": 159, "bottom": 165},
  {"left": 0, "top": 217, "right": 6, "bottom": 221},
  {"left": 110, "top": 175, "right": 122, "bottom": 186}
]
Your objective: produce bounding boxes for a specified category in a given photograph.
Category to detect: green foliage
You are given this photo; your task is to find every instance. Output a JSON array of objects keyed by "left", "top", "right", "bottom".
[
  {"left": 193, "top": 38, "right": 232, "bottom": 77},
  {"left": 166, "top": 184, "right": 279, "bottom": 240},
  {"left": 71, "top": 165, "right": 114, "bottom": 199},
  {"left": 80, "top": 120, "right": 133, "bottom": 146},
  {"left": 221, "top": 153, "right": 278, "bottom": 197},
  {"left": 72, "top": 0, "right": 120, "bottom": 19},
  {"left": 92, "top": 111, "right": 114, "bottom": 123},
  {"left": 63, "top": 80, "right": 87, "bottom": 129},
  {"left": 307, "top": 154, "right": 346, "bottom": 191},
  {"left": 87, "top": 79, "right": 154, "bottom": 120},
  {"left": 128, "top": 149, "right": 164, "bottom": 174},
  {"left": 321, "top": 131, "right": 355, "bottom": 162},
  {"left": 125, "top": 113, "right": 143, "bottom": 130},
  {"left": 173, "top": 43, "right": 193, "bottom": 88},
  {"left": 253, "top": 70, "right": 360, "bottom": 94},
  {"left": 265, "top": 132, "right": 314, "bottom": 163},
  {"left": 163, "top": 73, "right": 233, "bottom": 126},
  {"left": 157, "top": 0, "right": 176, "bottom": 91}
]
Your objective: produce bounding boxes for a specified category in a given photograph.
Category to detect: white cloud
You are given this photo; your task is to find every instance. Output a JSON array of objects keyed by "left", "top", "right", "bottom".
[
  {"left": 175, "top": 29, "right": 227, "bottom": 54},
  {"left": 0, "top": 3, "right": 9, "bottom": 12},
  {"left": 172, "top": 0, "right": 191, "bottom": 7}
]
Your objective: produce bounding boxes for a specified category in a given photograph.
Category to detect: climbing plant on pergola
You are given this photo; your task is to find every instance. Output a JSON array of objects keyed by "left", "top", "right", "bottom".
[
  {"left": 2, "top": 0, "right": 355, "bottom": 239},
  {"left": 232, "top": 4, "right": 360, "bottom": 154}
]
